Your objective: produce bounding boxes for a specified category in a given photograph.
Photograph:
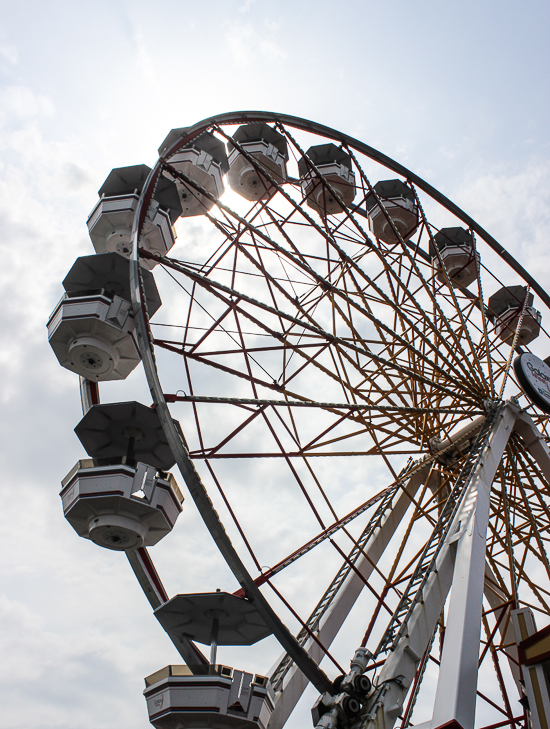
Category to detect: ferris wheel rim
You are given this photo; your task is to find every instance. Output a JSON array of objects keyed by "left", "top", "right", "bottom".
[
  {"left": 154, "top": 109, "right": 550, "bottom": 311},
  {"left": 124, "top": 113, "right": 550, "bottom": 725},
  {"left": 129, "top": 137, "right": 336, "bottom": 694}
]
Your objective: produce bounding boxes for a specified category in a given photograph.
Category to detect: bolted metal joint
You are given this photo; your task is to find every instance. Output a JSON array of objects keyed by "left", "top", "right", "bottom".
[
  {"left": 312, "top": 692, "right": 362, "bottom": 729},
  {"left": 312, "top": 650, "right": 373, "bottom": 729},
  {"left": 314, "top": 707, "right": 340, "bottom": 729},
  {"left": 339, "top": 647, "right": 373, "bottom": 697},
  {"left": 483, "top": 398, "right": 501, "bottom": 415}
]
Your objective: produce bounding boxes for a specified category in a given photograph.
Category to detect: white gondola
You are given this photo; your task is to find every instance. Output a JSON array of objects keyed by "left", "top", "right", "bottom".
[
  {"left": 365, "top": 179, "right": 418, "bottom": 244},
  {"left": 144, "top": 665, "right": 273, "bottom": 729},
  {"left": 148, "top": 592, "right": 273, "bottom": 728},
  {"left": 63, "top": 401, "right": 184, "bottom": 550},
  {"left": 227, "top": 123, "right": 288, "bottom": 201},
  {"left": 488, "top": 285, "right": 542, "bottom": 346},
  {"left": 160, "top": 128, "right": 229, "bottom": 217},
  {"left": 431, "top": 227, "right": 479, "bottom": 287},
  {"left": 48, "top": 290, "right": 140, "bottom": 380},
  {"left": 61, "top": 458, "right": 184, "bottom": 550},
  {"left": 47, "top": 253, "right": 161, "bottom": 380},
  {"left": 88, "top": 165, "right": 180, "bottom": 268},
  {"left": 299, "top": 144, "right": 356, "bottom": 215}
]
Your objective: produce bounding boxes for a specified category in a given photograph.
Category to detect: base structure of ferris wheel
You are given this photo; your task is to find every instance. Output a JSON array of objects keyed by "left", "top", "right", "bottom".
[{"left": 49, "top": 112, "right": 550, "bottom": 729}]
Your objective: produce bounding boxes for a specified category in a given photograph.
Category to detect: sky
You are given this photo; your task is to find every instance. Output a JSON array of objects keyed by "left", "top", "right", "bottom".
[{"left": 0, "top": 1, "right": 549, "bottom": 728}]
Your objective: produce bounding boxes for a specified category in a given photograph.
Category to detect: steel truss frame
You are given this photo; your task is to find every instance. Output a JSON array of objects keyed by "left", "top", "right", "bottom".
[
  {"left": 260, "top": 404, "right": 550, "bottom": 729},
  {"left": 72, "top": 112, "right": 550, "bottom": 729}
]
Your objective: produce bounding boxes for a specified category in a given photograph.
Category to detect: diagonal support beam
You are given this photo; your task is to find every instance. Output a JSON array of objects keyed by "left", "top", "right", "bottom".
[
  {"left": 267, "top": 468, "right": 429, "bottom": 729},
  {"left": 431, "top": 404, "right": 518, "bottom": 728},
  {"left": 362, "top": 401, "right": 518, "bottom": 729}
]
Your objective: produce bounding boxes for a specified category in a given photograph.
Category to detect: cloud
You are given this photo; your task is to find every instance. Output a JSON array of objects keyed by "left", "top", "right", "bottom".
[
  {"left": 455, "top": 158, "right": 550, "bottom": 250},
  {"left": 452, "top": 158, "right": 550, "bottom": 296},
  {"left": 0, "top": 85, "right": 55, "bottom": 125},
  {"left": 0, "top": 37, "right": 18, "bottom": 64},
  {"left": 133, "top": 29, "right": 156, "bottom": 84},
  {"left": 226, "top": 21, "right": 287, "bottom": 66},
  {"left": 239, "top": 0, "right": 257, "bottom": 11}
]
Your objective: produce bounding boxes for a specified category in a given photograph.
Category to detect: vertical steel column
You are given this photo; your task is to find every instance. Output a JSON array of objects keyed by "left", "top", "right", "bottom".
[
  {"left": 362, "top": 402, "right": 518, "bottom": 729},
  {"left": 511, "top": 608, "right": 550, "bottom": 729},
  {"left": 430, "top": 403, "right": 518, "bottom": 729}
]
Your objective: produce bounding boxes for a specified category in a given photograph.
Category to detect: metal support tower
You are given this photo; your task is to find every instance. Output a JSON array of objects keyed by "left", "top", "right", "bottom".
[{"left": 264, "top": 402, "right": 550, "bottom": 729}]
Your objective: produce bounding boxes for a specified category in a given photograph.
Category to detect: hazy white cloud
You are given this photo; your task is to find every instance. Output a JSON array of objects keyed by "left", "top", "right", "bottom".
[
  {"left": 0, "top": 37, "right": 18, "bottom": 64},
  {"left": 0, "top": 85, "right": 55, "bottom": 124},
  {"left": 451, "top": 158, "right": 550, "bottom": 301},
  {"left": 239, "top": 0, "right": 257, "bottom": 11},
  {"left": 0, "top": 2, "right": 549, "bottom": 728},
  {"left": 133, "top": 29, "right": 156, "bottom": 84},
  {"left": 455, "top": 158, "right": 550, "bottom": 251},
  {"left": 226, "top": 20, "right": 287, "bottom": 65}
]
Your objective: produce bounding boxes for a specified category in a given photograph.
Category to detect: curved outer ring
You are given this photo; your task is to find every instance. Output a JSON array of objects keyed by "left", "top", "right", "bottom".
[
  {"left": 129, "top": 111, "right": 546, "bottom": 693},
  {"left": 159, "top": 110, "right": 550, "bottom": 310}
]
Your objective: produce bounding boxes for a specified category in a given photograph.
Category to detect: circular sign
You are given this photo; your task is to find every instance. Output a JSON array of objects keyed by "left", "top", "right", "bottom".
[{"left": 514, "top": 353, "right": 550, "bottom": 414}]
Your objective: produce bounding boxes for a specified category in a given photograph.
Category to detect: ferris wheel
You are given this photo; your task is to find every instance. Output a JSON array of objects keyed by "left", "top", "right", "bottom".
[{"left": 48, "top": 112, "right": 550, "bottom": 729}]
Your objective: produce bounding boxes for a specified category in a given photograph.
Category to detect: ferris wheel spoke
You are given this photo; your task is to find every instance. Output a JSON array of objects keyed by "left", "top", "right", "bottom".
[
  {"left": 201, "top": 242, "right": 468, "bottom": 406},
  {"left": 479, "top": 614, "right": 517, "bottom": 725},
  {"left": 488, "top": 503, "right": 519, "bottom": 603},
  {"left": 497, "top": 473, "right": 550, "bottom": 591},
  {"left": 328, "top": 268, "right": 483, "bottom": 399},
  {"left": 487, "top": 526, "right": 550, "bottom": 614},
  {"left": 329, "top": 242, "right": 482, "bottom": 397},
  {"left": 341, "top": 145, "right": 487, "bottom": 393},
  {"left": 212, "top": 223, "right": 481, "bottom": 401},
  {"left": 156, "top": 254, "right": 482, "bottom": 407},
  {"left": 512, "top": 447, "right": 550, "bottom": 535},
  {"left": 162, "top": 345, "right": 284, "bottom": 395},
  {"left": 412, "top": 183, "right": 491, "bottom": 391},
  {"left": 259, "top": 482, "right": 409, "bottom": 583},
  {"left": 247, "top": 123, "right": 484, "bottom": 392}
]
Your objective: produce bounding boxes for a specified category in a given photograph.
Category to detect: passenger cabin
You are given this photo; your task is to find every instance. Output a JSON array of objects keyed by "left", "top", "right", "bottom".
[
  {"left": 365, "top": 179, "right": 418, "bottom": 244},
  {"left": 47, "top": 253, "right": 161, "bottom": 380},
  {"left": 144, "top": 665, "right": 273, "bottom": 729},
  {"left": 227, "top": 123, "right": 288, "bottom": 201},
  {"left": 87, "top": 164, "right": 180, "bottom": 268},
  {"left": 61, "top": 457, "right": 183, "bottom": 550},
  {"left": 62, "top": 401, "right": 184, "bottom": 550},
  {"left": 431, "top": 227, "right": 479, "bottom": 288},
  {"left": 488, "top": 285, "right": 541, "bottom": 346},
  {"left": 298, "top": 144, "right": 356, "bottom": 215},
  {"left": 160, "top": 128, "right": 229, "bottom": 217}
]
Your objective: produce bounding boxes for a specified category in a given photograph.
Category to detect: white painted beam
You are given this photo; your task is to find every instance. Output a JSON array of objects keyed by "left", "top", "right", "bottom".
[
  {"left": 363, "top": 403, "right": 517, "bottom": 729},
  {"left": 267, "top": 468, "right": 429, "bottom": 729},
  {"left": 511, "top": 608, "right": 550, "bottom": 729},
  {"left": 431, "top": 402, "right": 517, "bottom": 729},
  {"left": 483, "top": 563, "right": 521, "bottom": 689}
]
